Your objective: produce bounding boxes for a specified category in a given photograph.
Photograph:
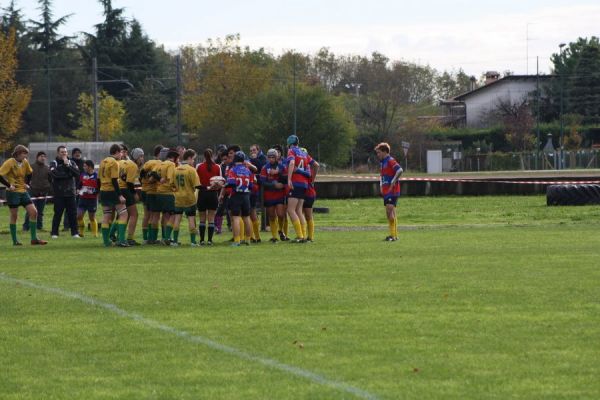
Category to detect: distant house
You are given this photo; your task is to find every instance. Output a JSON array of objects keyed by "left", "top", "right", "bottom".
[{"left": 441, "top": 72, "right": 553, "bottom": 128}]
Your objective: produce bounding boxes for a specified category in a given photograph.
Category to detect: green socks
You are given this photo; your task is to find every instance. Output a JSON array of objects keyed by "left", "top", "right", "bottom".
[
  {"left": 117, "top": 222, "right": 126, "bottom": 243},
  {"left": 102, "top": 227, "right": 111, "bottom": 246},
  {"left": 10, "top": 224, "right": 17, "bottom": 244},
  {"left": 29, "top": 221, "right": 37, "bottom": 241}
]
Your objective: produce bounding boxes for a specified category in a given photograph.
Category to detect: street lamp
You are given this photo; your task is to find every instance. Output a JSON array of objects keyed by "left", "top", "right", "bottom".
[{"left": 559, "top": 42, "right": 566, "bottom": 169}]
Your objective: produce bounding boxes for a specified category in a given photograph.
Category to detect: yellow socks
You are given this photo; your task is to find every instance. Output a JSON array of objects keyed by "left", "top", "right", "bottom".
[
  {"left": 77, "top": 217, "right": 85, "bottom": 236},
  {"left": 252, "top": 220, "right": 260, "bottom": 241},
  {"left": 292, "top": 219, "right": 304, "bottom": 239},
  {"left": 307, "top": 219, "right": 314, "bottom": 240},
  {"left": 281, "top": 217, "right": 289, "bottom": 236},
  {"left": 388, "top": 219, "right": 395, "bottom": 238},
  {"left": 269, "top": 218, "right": 279, "bottom": 239},
  {"left": 90, "top": 219, "right": 98, "bottom": 237},
  {"left": 239, "top": 219, "right": 245, "bottom": 241}
]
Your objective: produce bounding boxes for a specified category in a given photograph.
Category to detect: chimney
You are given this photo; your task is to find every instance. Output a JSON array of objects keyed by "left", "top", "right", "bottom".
[
  {"left": 469, "top": 76, "right": 477, "bottom": 91},
  {"left": 485, "top": 71, "right": 500, "bottom": 85}
]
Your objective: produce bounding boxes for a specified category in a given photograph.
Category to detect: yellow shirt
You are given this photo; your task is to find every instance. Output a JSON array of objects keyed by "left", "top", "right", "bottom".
[
  {"left": 118, "top": 159, "right": 139, "bottom": 190},
  {"left": 99, "top": 156, "right": 120, "bottom": 192},
  {"left": 141, "top": 159, "right": 162, "bottom": 194},
  {"left": 175, "top": 163, "right": 200, "bottom": 207},
  {"left": 156, "top": 160, "right": 176, "bottom": 194},
  {"left": 0, "top": 158, "right": 32, "bottom": 193}
]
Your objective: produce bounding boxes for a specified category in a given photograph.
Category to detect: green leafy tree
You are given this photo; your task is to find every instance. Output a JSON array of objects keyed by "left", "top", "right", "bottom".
[
  {"left": 72, "top": 90, "right": 126, "bottom": 141},
  {"left": 0, "top": 28, "right": 31, "bottom": 151},
  {"left": 181, "top": 35, "right": 274, "bottom": 144},
  {"left": 235, "top": 83, "right": 356, "bottom": 166}
]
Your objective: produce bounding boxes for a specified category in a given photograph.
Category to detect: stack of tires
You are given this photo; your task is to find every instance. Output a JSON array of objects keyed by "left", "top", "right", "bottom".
[{"left": 546, "top": 184, "right": 600, "bottom": 206}]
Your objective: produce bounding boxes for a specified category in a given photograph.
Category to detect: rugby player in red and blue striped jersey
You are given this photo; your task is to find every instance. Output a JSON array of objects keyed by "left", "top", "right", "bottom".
[
  {"left": 285, "top": 135, "right": 319, "bottom": 242},
  {"left": 260, "top": 148, "right": 287, "bottom": 242},
  {"left": 222, "top": 151, "right": 254, "bottom": 246},
  {"left": 375, "top": 142, "right": 403, "bottom": 241}
]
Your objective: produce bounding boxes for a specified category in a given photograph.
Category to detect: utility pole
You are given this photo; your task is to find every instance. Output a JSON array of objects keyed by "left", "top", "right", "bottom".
[
  {"left": 92, "top": 57, "right": 132, "bottom": 142},
  {"left": 92, "top": 57, "right": 99, "bottom": 142},
  {"left": 559, "top": 43, "right": 566, "bottom": 170},
  {"left": 176, "top": 54, "right": 182, "bottom": 145},
  {"left": 536, "top": 56, "right": 540, "bottom": 170},
  {"left": 46, "top": 53, "right": 52, "bottom": 141}
]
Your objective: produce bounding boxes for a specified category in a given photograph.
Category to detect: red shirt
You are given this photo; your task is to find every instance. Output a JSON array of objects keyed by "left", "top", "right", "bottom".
[
  {"left": 80, "top": 172, "right": 99, "bottom": 200},
  {"left": 286, "top": 146, "right": 313, "bottom": 188},
  {"left": 380, "top": 156, "right": 401, "bottom": 198},
  {"left": 196, "top": 162, "right": 221, "bottom": 190},
  {"left": 260, "top": 162, "right": 286, "bottom": 202}
]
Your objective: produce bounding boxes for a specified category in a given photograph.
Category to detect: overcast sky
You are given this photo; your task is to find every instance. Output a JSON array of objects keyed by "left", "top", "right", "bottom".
[{"left": 6, "top": 0, "right": 600, "bottom": 76}]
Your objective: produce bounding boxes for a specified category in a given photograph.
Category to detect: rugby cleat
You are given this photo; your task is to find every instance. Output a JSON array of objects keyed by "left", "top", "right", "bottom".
[
  {"left": 269, "top": 238, "right": 278, "bottom": 243},
  {"left": 13, "top": 241, "right": 23, "bottom": 246},
  {"left": 127, "top": 239, "right": 141, "bottom": 246},
  {"left": 115, "top": 241, "right": 131, "bottom": 247},
  {"left": 206, "top": 241, "right": 213, "bottom": 246},
  {"left": 31, "top": 239, "right": 48, "bottom": 245}
]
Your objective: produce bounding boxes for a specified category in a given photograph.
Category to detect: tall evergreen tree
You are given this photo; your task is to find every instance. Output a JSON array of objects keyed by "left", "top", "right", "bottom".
[{"left": 548, "top": 37, "right": 600, "bottom": 123}]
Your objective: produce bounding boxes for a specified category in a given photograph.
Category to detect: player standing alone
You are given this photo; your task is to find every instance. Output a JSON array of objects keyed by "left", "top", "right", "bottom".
[{"left": 375, "top": 142, "right": 403, "bottom": 241}]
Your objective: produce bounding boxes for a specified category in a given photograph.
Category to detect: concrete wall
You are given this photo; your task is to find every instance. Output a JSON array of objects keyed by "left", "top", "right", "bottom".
[{"left": 314, "top": 177, "right": 599, "bottom": 198}]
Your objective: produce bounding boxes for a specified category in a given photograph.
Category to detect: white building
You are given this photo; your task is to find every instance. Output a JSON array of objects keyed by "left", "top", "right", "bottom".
[{"left": 442, "top": 72, "right": 553, "bottom": 128}]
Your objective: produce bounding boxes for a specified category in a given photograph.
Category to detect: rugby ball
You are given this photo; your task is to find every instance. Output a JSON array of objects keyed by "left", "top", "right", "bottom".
[{"left": 209, "top": 175, "right": 226, "bottom": 189}]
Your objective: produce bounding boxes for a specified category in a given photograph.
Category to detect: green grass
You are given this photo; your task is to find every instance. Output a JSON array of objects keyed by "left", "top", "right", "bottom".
[{"left": 1, "top": 197, "right": 599, "bottom": 399}]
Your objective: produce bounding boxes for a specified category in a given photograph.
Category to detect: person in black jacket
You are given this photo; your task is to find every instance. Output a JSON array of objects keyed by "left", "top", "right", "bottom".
[
  {"left": 62, "top": 147, "right": 85, "bottom": 231},
  {"left": 49, "top": 145, "right": 80, "bottom": 238}
]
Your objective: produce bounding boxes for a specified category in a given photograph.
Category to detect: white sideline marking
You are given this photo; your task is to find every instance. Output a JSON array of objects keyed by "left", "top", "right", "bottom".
[{"left": 0, "top": 273, "right": 379, "bottom": 400}]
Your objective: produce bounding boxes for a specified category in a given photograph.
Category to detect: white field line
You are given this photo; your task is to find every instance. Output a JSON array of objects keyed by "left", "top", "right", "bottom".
[{"left": 0, "top": 273, "right": 379, "bottom": 400}]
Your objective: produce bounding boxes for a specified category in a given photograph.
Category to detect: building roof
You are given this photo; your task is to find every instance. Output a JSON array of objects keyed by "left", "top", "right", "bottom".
[{"left": 451, "top": 74, "right": 555, "bottom": 102}]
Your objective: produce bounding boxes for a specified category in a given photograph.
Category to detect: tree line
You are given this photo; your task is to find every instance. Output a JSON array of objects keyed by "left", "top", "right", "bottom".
[{"left": 2, "top": 0, "right": 598, "bottom": 167}]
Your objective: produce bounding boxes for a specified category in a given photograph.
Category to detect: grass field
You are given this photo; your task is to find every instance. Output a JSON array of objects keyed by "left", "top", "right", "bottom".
[{"left": 1, "top": 196, "right": 599, "bottom": 399}]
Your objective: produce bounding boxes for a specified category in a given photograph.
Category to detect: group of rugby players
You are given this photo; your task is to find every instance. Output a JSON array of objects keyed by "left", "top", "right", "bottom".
[
  {"left": 94, "top": 134, "right": 319, "bottom": 247},
  {"left": 1, "top": 136, "right": 403, "bottom": 247}
]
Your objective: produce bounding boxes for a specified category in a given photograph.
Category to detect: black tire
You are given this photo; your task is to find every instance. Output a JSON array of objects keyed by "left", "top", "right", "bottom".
[{"left": 547, "top": 184, "right": 600, "bottom": 206}]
